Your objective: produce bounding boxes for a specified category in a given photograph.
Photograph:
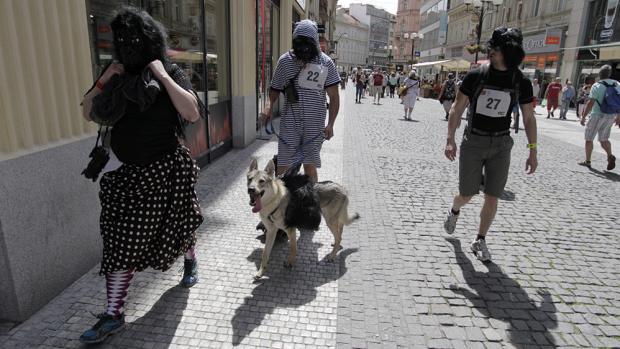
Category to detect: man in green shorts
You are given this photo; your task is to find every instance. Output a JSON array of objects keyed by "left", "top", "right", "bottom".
[{"left": 443, "top": 27, "right": 538, "bottom": 262}]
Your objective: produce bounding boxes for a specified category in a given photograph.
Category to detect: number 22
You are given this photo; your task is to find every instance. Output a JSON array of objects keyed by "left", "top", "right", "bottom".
[{"left": 306, "top": 71, "right": 319, "bottom": 82}]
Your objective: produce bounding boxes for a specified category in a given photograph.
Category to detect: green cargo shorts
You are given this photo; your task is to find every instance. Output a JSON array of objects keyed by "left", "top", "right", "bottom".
[{"left": 459, "top": 132, "right": 514, "bottom": 198}]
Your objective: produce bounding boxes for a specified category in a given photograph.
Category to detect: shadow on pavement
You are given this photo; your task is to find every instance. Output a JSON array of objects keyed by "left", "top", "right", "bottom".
[
  {"left": 446, "top": 238, "right": 558, "bottom": 348},
  {"left": 500, "top": 190, "right": 516, "bottom": 201},
  {"left": 231, "top": 229, "right": 358, "bottom": 346},
  {"left": 113, "top": 286, "right": 189, "bottom": 347},
  {"left": 587, "top": 167, "right": 620, "bottom": 182}
]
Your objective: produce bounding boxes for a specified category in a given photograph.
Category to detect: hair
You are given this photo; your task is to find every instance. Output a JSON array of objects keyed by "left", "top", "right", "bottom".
[
  {"left": 409, "top": 71, "right": 417, "bottom": 79},
  {"left": 600, "top": 65, "right": 612, "bottom": 79},
  {"left": 111, "top": 7, "right": 169, "bottom": 67}
]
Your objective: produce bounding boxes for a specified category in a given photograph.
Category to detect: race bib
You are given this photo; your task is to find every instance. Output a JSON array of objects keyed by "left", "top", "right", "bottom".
[
  {"left": 475, "top": 88, "right": 512, "bottom": 118},
  {"left": 299, "top": 64, "right": 328, "bottom": 90}
]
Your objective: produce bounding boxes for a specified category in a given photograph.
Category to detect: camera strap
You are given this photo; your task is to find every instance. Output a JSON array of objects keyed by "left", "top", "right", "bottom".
[{"left": 93, "top": 124, "right": 110, "bottom": 149}]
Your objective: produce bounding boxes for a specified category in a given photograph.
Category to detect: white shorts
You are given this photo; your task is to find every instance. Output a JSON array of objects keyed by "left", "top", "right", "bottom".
[{"left": 585, "top": 114, "right": 616, "bottom": 142}]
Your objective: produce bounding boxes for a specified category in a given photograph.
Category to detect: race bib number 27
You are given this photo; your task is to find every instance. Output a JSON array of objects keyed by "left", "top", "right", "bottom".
[
  {"left": 299, "top": 64, "right": 328, "bottom": 90},
  {"left": 475, "top": 88, "right": 511, "bottom": 117}
]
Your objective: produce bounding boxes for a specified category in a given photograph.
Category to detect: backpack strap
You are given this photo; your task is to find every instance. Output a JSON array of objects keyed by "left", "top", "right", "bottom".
[{"left": 467, "top": 64, "right": 490, "bottom": 124}]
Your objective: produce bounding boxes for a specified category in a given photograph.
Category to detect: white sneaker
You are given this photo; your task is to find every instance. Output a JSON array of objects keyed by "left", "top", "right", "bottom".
[
  {"left": 470, "top": 239, "right": 491, "bottom": 262},
  {"left": 443, "top": 209, "right": 459, "bottom": 234}
]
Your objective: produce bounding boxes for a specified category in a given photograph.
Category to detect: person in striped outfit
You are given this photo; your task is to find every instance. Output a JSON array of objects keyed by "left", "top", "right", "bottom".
[{"left": 260, "top": 20, "right": 341, "bottom": 182}]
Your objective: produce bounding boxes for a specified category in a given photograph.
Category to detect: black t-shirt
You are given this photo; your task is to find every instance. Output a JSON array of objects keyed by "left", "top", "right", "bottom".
[
  {"left": 459, "top": 65, "right": 534, "bottom": 132},
  {"left": 111, "top": 91, "right": 180, "bottom": 166}
]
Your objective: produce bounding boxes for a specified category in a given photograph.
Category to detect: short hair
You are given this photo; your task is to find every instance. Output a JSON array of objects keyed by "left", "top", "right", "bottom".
[{"left": 600, "top": 65, "right": 612, "bottom": 79}]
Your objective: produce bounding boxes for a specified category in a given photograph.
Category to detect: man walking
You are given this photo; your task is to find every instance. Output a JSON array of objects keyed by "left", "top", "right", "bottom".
[
  {"left": 559, "top": 80, "right": 575, "bottom": 120},
  {"left": 578, "top": 65, "right": 620, "bottom": 170},
  {"left": 443, "top": 27, "right": 538, "bottom": 262},
  {"left": 371, "top": 68, "right": 384, "bottom": 105},
  {"left": 260, "top": 19, "right": 341, "bottom": 182},
  {"left": 532, "top": 78, "right": 540, "bottom": 113},
  {"left": 545, "top": 77, "right": 562, "bottom": 118}
]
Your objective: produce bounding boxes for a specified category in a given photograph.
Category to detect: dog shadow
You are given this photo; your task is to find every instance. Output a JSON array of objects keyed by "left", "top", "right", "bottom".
[
  {"left": 446, "top": 238, "right": 558, "bottom": 347},
  {"left": 107, "top": 286, "right": 189, "bottom": 347},
  {"left": 232, "top": 229, "right": 358, "bottom": 346}
]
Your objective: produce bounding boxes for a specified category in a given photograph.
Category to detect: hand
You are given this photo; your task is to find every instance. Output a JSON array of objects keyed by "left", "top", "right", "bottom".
[
  {"left": 98, "top": 62, "right": 124, "bottom": 85},
  {"left": 259, "top": 107, "right": 272, "bottom": 125},
  {"left": 525, "top": 153, "right": 538, "bottom": 174},
  {"left": 580, "top": 117, "right": 586, "bottom": 126},
  {"left": 147, "top": 60, "right": 168, "bottom": 81},
  {"left": 445, "top": 138, "right": 457, "bottom": 161},
  {"left": 324, "top": 124, "right": 334, "bottom": 140}
]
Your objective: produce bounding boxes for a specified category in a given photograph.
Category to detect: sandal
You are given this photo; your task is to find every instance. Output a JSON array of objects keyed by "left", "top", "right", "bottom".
[
  {"left": 608, "top": 155, "right": 616, "bottom": 171},
  {"left": 578, "top": 160, "right": 591, "bottom": 168}
]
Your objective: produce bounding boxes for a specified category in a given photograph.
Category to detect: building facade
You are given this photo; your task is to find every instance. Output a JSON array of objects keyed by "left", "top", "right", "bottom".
[
  {"left": 349, "top": 3, "right": 394, "bottom": 67},
  {"left": 0, "top": 0, "right": 308, "bottom": 322},
  {"left": 334, "top": 8, "right": 370, "bottom": 72},
  {"left": 416, "top": 0, "right": 449, "bottom": 77},
  {"left": 394, "top": 0, "right": 422, "bottom": 65}
]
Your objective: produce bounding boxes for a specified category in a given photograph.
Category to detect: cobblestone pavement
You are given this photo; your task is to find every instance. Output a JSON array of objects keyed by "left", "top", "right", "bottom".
[{"left": 1, "top": 86, "right": 619, "bottom": 349}]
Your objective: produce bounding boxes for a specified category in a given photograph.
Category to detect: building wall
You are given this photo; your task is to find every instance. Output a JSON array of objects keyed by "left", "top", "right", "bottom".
[
  {"left": 394, "top": 0, "right": 422, "bottom": 64},
  {"left": 0, "top": 0, "right": 100, "bottom": 322},
  {"left": 334, "top": 10, "right": 370, "bottom": 71}
]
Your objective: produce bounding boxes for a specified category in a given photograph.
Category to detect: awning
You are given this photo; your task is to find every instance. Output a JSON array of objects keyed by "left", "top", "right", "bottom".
[
  {"left": 412, "top": 59, "right": 450, "bottom": 67},
  {"left": 437, "top": 59, "right": 471, "bottom": 70},
  {"left": 561, "top": 42, "right": 620, "bottom": 50}
]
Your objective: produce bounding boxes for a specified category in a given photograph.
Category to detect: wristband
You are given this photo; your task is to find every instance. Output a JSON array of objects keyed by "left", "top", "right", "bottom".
[
  {"left": 526, "top": 143, "right": 537, "bottom": 149},
  {"left": 96, "top": 80, "right": 105, "bottom": 91}
]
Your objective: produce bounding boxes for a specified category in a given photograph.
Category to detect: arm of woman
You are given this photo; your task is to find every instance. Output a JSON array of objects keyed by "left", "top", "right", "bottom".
[
  {"left": 81, "top": 63, "right": 124, "bottom": 122},
  {"left": 148, "top": 61, "right": 200, "bottom": 123}
]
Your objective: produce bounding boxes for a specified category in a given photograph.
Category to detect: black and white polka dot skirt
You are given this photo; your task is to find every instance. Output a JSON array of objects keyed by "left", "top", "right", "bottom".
[{"left": 98, "top": 145, "right": 203, "bottom": 274}]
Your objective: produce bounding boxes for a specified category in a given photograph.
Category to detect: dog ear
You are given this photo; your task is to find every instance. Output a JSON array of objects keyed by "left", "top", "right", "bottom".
[
  {"left": 265, "top": 159, "right": 275, "bottom": 177},
  {"left": 249, "top": 158, "right": 258, "bottom": 171}
]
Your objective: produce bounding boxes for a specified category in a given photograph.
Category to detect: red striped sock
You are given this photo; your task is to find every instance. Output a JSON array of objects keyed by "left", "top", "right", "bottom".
[{"left": 105, "top": 269, "right": 135, "bottom": 316}]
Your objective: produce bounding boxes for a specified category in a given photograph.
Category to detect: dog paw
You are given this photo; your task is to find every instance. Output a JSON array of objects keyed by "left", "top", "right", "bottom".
[{"left": 254, "top": 268, "right": 266, "bottom": 280}]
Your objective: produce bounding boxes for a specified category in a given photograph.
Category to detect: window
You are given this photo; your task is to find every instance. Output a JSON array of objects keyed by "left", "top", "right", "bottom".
[
  {"left": 532, "top": 0, "right": 541, "bottom": 17},
  {"left": 517, "top": 2, "right": 523, "bottom": 20},
  {"left": 506, "top": 7, "right": 511, "bottom": 22},
  {"left": 557, "top": 0, "right": 567, "bottom": 11}
]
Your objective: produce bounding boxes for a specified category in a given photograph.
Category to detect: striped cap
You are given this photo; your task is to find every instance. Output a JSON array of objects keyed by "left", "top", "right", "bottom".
[{"left": 293, "top": 20, "right": 320, "bottom": 48}]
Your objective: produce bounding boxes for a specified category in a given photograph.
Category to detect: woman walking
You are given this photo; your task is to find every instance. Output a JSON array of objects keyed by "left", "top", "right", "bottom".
[
  {"left": 79, "top": 8, "right": 204, "bottom": 344},
  {"left": 401, "top": 71, "right": 420, "bottom": 120},
  {"left": 438, "top": 73, "right": 457, "bottom": 120},
  {"left": 355, "top": 72, "right": 365, "bottom": 103}
]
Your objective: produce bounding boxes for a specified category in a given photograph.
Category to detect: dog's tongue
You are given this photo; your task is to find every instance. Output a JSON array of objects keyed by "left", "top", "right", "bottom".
[{"left": 252, "top": 195, "right": 262, "bottom": 213}]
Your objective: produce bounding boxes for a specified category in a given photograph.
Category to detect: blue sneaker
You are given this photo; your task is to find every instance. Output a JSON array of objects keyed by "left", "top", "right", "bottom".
[
  {"left": 79, "top": 313, "right": 125, "bottom": 344},
  {"left": 180, "top": 259, "right": 198, "bottom": 288}
]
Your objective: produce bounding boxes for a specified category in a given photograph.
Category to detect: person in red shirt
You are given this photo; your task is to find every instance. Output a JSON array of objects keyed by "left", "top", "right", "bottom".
[{"left": 544, "top": 77, "right": 562, "bottom": 118}]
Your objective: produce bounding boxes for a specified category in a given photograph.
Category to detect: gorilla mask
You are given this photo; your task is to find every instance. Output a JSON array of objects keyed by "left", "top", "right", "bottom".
[
  {"left": 111, "top": 8, "right": 168, "bottom": 75},
  {"left": 293, "top": 36, "right": 320, "bottom": 63}
]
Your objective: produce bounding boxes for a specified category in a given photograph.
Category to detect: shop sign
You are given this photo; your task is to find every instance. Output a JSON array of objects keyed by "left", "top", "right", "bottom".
[
  {"left": 546, "top": 53, "right": 560, "bottom": 61},
  {"left": 600, "top": 0, "right": 620, "bottom": 42},
  {"left": 523, "top": 29, "right": 563, "bottom": 54},
  {"left": 523, "top": 55, "right": 538, "bottom": 63}
]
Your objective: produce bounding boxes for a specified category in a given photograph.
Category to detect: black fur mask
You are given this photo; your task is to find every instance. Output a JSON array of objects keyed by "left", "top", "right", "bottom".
[
  {"left": 293, "top": 36, "right": 319, "bottom": 63},
  {"left": 111, "top": 8, "right": 168, "bottom": 75},
  {"left": 488, "top": 26, "right": 525, "bottom": 70}
]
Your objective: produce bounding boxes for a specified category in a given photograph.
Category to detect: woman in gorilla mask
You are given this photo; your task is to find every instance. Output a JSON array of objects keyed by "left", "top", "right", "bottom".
[{"left": 79, "top": 7, "right": 204, "bottom": 344}]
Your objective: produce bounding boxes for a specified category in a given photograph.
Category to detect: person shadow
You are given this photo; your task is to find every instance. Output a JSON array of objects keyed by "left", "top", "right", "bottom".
[
  {"left": 231, "top": 229, "right": 358, "bottom": 346},
  {"left": 446, "top": 238, "right": 558, "bottom": 348},
  {"left": 587, "top": 166, "right": 620, "bottom": 182},
  {"left": 106, "top": 285, "right": 189, "bottom": 347}
]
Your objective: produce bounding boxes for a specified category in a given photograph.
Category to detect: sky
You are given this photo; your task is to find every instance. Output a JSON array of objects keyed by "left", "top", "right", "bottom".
[{"left": 337, "top": 0, "right": 399, "bottom": 15}]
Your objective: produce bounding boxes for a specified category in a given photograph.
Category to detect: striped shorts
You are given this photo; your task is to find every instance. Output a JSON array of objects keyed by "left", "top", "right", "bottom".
[
  {"left": 585, "top": 114, "right": 616, "bottom": 142},
  {"left": 277, "top": 113, "right": 325, "bottom": 168}
]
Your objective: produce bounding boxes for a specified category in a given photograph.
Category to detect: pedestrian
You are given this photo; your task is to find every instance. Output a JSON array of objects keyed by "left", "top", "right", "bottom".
[
  {"left": 355, "top": 72, "right": 365, "bottom": 103},
  {"left": 340, "top": 71, "right": 347, "bottom": 89},
  {"left": 78, "top": 8, "right": 204, "bottom": 344},
  {"left": 260, "top": 19, "right": 340, "bottom": 182},
  {"left": 401, "top": 71, "right": 420, "bottom": 120},
  {"left": 438, "top": 73, "right": 457, "bottom": 120},
  {"left": 363, "top": 73, "right": 369, "bottom": 97},
  {"left": 544, "top": 77, "right": 562, "bottom": 118},
  {"left": 381, "top": 71, "right": 388, "bottom": 98},
  {"left": 559, "top": 80, "right": 576, "bottom": 120},
  {"left": 578, "top": 65, "right": 620, "bottom": 170},
  {"left": 577, "top": 76, "right": 595, "bottom": 118},
  {"left": 532, "top": 78, "right": 540, "bottom": 113},
  {"left": 443, "top": 26, "right": 538, "bottom": 262},
  {"left": 371, "top": 68, "right": 384, "bottom": 105},
  {"left": 388, "top": 72, "right": 398, "bottom": 98}
]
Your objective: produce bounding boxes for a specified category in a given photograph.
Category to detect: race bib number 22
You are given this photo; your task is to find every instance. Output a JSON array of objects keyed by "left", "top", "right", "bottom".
[
  {"left": 299, "top": 64, "right": 328, "bottom": 90},
  {"left": 475, "top": 88, "right": 511, "bottom": 118}
]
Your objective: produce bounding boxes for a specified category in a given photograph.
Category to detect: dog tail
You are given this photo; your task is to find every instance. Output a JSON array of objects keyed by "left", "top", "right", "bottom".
[{"left": 344, "top": 213, "right": 360, "bottom": 225}]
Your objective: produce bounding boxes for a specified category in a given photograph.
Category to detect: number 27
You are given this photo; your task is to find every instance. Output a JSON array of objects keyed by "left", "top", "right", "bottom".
[{"left": 486, "top": 98, "right": 501, "bottom": 110}]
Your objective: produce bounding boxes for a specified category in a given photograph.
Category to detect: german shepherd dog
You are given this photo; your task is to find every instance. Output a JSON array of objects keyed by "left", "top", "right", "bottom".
[{"left": 247, "top": 158, "right": 359, "bottom": 280}]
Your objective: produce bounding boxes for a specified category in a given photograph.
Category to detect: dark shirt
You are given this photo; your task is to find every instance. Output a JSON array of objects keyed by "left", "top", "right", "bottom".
[
  {"left": 111, "top": 90, "right": 180, "bottom": 166},
  {"left": 459, "top": 65, "right": 533, "bottom": 132}
]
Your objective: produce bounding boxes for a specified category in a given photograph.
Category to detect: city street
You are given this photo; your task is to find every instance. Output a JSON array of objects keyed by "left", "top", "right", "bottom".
[{"left": 1, "top": 85, "right": 619, "bottom": 348}]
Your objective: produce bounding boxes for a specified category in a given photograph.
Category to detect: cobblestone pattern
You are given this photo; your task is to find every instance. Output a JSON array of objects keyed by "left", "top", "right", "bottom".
[
  {"left": 1, "top": 97, "right": 348, "bottom": 348},
  {"left": 336, "top": 89, "right": 620, "bottom": 349}
]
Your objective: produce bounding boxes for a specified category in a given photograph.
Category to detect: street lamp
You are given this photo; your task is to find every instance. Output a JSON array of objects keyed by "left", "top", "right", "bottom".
[
  {"left": 463, "top": 0, "right": 503, "bottom": 64},
  {"left": 384, "top": 45, "right": 394, "bottom": 66},
  {"left": 403, "top": 32, "right": 424, "bottom": 66}
]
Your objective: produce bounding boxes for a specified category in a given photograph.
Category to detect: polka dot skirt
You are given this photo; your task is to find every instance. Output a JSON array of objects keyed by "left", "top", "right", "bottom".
[{"left": 98, "top": 145, "right": 203, "bottom": 274}]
